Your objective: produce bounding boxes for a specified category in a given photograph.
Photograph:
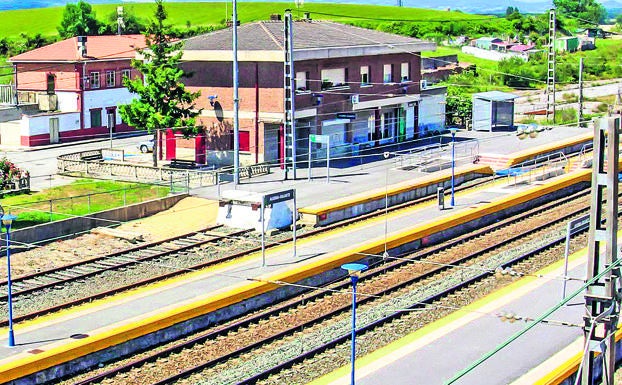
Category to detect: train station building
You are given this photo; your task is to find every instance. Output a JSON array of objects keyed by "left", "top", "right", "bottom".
[{"left": 180, "top": 18, "right": 446, "bottom": 167}]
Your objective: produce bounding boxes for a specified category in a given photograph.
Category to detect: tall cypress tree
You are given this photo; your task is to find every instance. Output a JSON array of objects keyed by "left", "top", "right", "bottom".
[{"left": 119, "top": 0, "right": 201, "bottom": 167}]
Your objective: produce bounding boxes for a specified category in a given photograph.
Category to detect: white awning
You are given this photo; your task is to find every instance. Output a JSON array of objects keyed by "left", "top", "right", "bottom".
[
  {"left": 352, "top": 95, "right": 421, "bottom": 110},
  {"left": 322, "top": 118, "right": 351, "bottom": 127}
]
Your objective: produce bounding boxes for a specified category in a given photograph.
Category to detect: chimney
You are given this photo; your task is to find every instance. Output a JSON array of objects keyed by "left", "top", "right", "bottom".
[
  {"left": 77, "top": 36, "right": 87, "bottom": 58},
  {"left": 270, "top": 14, "right": 282, "bottom": 21},
  {"left": 303, "top": 12, "right": 311, "bottom": 20}
]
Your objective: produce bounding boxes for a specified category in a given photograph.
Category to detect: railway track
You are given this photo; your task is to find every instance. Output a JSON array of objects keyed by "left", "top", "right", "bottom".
[
  {"left": 0, "top": 175, "right": 498, "bottom": 326},
  {"left": 60, "top": 189, "right": 595, "bottom": 385}
]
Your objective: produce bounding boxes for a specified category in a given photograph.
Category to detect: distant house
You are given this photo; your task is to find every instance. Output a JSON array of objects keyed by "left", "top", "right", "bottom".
[
  {"left": 5, "top": 35, "right": 146, "bottom": 147},
  {"left": 491, "top": 42, "right": 515, "bottom": 53},
  {"left": 475, "top": 37, "right": 503, "bottom": 50},
  {"left": 555, "top": 36, "right": 579, "bottom": 52}
]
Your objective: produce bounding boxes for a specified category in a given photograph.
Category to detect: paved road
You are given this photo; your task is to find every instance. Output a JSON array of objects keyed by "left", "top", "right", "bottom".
[{"left": 1, "top": 134, "right": 150, "bottom": 190}]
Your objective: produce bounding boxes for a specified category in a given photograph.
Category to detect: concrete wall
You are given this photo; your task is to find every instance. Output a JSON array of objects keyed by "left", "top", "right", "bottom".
[
  {"left": 2, "top": 194, "right": 188, "bottom": 248},
  {"left": 461, "top": 46, "right": 527, "bottom": 62}
]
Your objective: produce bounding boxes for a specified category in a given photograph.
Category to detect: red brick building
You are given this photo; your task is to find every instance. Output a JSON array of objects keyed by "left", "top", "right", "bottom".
[
  {"left": 6, "top": 35, "right": 145, "bottom": 146},
  {"left": 181, "top": 20, "right": 444, "bottom": 167}
]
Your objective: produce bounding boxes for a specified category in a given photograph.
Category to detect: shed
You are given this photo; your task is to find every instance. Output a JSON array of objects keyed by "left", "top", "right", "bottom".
[
  {"left": 555, "top": 36, "right": 579, "bottom": 52},
  {"left": 472, "top": 91, "right": 518, "bottom": 132}
]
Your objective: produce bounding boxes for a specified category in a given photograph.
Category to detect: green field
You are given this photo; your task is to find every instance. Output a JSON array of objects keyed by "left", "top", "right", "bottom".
[
  {"left": 0, "top": 2, "right": 485, "bottom": 38},
  {"left": 1, "top": 179, "right": 169, "bottom": 229}
]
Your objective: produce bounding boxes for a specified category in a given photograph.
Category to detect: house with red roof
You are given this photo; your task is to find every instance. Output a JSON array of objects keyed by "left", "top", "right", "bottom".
[{"left": 5, "top": 34, "right": 145, "bottom": 146}]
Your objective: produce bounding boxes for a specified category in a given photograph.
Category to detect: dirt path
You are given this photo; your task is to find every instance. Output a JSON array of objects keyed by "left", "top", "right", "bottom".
[{"left": 0, "top": 197, "right": 219, "bottom": 277}]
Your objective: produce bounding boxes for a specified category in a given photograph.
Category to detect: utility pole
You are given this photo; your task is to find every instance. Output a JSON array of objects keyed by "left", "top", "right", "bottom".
[
  {"left": 12, "top": 64, "right": 18, "bottom": 107},
  {"left": 578, "top": 57, "right": 584, "bottom": 127},
  {"left": 581, "top": 116, "right": 621, "bottom": 385},
  {"left": 232, "top": 0, "right": 240, "bottom": 185},
  {"left": 283, "top": 10, "right": 297, "bottom": 180},
  {"left": 546, "top": 9, "right": 556, "bottom": 123},
  {"left": 117, "top": 6, "right": 124, "bottom": 36}
]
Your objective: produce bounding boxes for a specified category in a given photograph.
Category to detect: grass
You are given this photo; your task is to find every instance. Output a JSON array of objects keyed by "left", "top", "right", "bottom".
[
  {"left": 0, "top": 56, "right": 9, "bottom": 85},
  {"left": 0, "top": 2, "right": 483, "bottom": 38},
  {"left": 0, "top": 179, "right": 169, "bottom": 229}
]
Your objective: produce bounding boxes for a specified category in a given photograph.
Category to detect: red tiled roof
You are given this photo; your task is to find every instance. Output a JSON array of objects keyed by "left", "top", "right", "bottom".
[{"left": 9, "top": 35, "right": 146, "bottom": 62}]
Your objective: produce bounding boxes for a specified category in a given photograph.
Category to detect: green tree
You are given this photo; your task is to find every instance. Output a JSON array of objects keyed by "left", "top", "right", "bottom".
[
  {"left": 446, "top": 87, "right": 473, "bottom": 128},
  {"left": 616, "top": 13, "right": 622, "bottom": 28},
  {"left": 553, "top": 0, "right": 607, "bottom": 25},
  {"left": 57, "top": 1, "right": 102, "bottom": 38},
  {"left": 119, "top": 0, "right": 201, "bottom": 167}
]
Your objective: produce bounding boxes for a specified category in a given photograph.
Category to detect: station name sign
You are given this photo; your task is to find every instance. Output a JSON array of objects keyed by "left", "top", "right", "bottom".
[
  {"left": 263, "top": 189, "right": 295, "bottom": 205},
  {"left": 336, "top": 113, "right": 356, "bottom": 120}
]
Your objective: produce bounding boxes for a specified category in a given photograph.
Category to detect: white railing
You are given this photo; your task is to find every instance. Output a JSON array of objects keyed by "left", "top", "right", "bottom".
[
  {"left": 57, "top": 149, "right": 271, "bottom": 188},
  {"left": 0, "top": 85, "right": 13, "bottom": 104}
]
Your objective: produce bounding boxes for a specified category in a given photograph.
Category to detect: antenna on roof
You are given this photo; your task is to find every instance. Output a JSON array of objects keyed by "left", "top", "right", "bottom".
[{"left": 77, "top": 36, "right": 87, "bottom": 58}]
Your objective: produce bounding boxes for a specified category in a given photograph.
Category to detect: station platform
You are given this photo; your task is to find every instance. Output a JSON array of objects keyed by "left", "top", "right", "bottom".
[
  {"left": 310, "top": 244, "right": 589, "bottom": 385},
  {"left": 0, "top": 127, "right": 595, "bottom": 383}
]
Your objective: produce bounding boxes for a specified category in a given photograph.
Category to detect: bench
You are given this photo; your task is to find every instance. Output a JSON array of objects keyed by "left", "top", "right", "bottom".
[{"left": 169, "top": 159, "right": 197, "bottom": 169}]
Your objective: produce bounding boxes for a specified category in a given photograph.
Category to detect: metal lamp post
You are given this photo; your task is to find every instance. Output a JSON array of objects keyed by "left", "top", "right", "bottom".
[
  {"left": 341, "top": 262, "right": 367, "bottom": 385},
  {"left": 449, "top": 127, "right": 458, "bottom": 207},
  {"left": 2, "top": 213, "right": 17, "bottom": 347}
]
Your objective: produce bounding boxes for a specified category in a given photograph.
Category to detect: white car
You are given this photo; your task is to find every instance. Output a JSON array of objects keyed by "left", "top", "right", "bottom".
[{"left": 137, "top": 138, "right": 155, "bottom": 153}]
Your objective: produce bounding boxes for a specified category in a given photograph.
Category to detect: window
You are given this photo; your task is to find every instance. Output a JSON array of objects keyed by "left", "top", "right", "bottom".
[
  {"left": 90, "top": 109, "right": 102, "bottom": 127},
  {"left": 382, "top": 111, "right": 396, "bottom": 139},
  {"left": 90, "top": 72, "right": 100, "bottom": 89},
  {"left": 401, "top": 62, "right": 410, "bottom": 82},
  {"left": 106, "top": 71, "right": 115, "bottom": 87},
  {"left": 320, "top": 68, "right": 346, "bottom": 90},
  {"left": 383, "top": 64, "right": 393, "bottom": 84},
  {"left": 122, "top": 69, "right": 132, "bottom": 82},
  {"left": 360, "top": 66, "right": 370, "bottom": 85},
  {"left": 295, "top": 71, "right": 309, "bottom": 92},
  {"left": 46, "top": 74, "right": 55, "bottom": 94}
]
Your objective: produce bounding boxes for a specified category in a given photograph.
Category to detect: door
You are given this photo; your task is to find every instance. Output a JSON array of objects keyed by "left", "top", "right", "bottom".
[
  {"left": 263, "top": 124, "right": 279, "bottom": 163},
  {"left": 49, "top": 118, "right": 59, "bottom": 144}
]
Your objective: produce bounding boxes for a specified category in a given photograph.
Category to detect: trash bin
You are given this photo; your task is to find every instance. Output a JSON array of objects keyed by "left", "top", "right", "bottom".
[{"left": 437, "top": 187, "right": 445, "bottom": 210}]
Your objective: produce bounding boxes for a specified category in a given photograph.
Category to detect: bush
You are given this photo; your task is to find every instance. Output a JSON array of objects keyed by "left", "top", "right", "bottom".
[{"left": 0, "top": 157, "right": 29, "bottom": 190}]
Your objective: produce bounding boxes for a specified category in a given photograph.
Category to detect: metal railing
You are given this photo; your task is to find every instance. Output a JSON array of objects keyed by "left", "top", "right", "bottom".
[
  {"left": 394, "top": 139, "right": 480, "bottom": 171},
  {"left": 57, "top": 149, "right": 271, "bottom": 188},
  {"left": 497, "top": 151, "right": 569, "bottom": 184}
]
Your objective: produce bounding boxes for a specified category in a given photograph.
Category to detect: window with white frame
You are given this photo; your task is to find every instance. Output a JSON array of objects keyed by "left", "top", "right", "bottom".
[
  {"left": 383, "top": 64, "right": 393, "bottom": 84},
  {"left": 295, "top": 71, "right": 308, "bottom": 92},
  {"left": 360, "top": 66, "right": 370, "bottom": 85},
  {"left": 90, "top": 72, "right": 100, "bottom": 89},
  {"left": 320, "top": 68, "right": 346, "bottom": 90},
  {"left": 106, "top": 71, "right": 115, "bottom": 87},
  {"left": 122, "top": 69, "right": 131, "bottom": 82},
  {"left": 401, "top": 62, "right": 410, "bottom": 82}
]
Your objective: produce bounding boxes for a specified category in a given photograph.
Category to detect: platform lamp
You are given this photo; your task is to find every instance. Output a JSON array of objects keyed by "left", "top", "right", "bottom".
[
  {"left": 341, "top": 262, "right": 367, "bottom": 385},
  {"left": 449, "top": 126, "right": 459, "bottom": 207},
  {"left": 2, "top": 212, "right": 17, "bottom": 347}
]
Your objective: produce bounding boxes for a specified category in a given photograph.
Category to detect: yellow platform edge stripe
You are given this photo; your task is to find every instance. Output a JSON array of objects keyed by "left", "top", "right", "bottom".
[
  {"left": 0, "top": 169, "right": 592, "bottom": 383},
  {"left": 506, "top": 133, "right": 593, "bottom": 167},
  {"left": 309, "top": 235, "right": 591, "bottom": 385},
  {"left": 534, "top": 329, "right": 622, "bottom": 385},
  {"left": 300, "top": 164, "right": 494, "bottom": 215}
]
